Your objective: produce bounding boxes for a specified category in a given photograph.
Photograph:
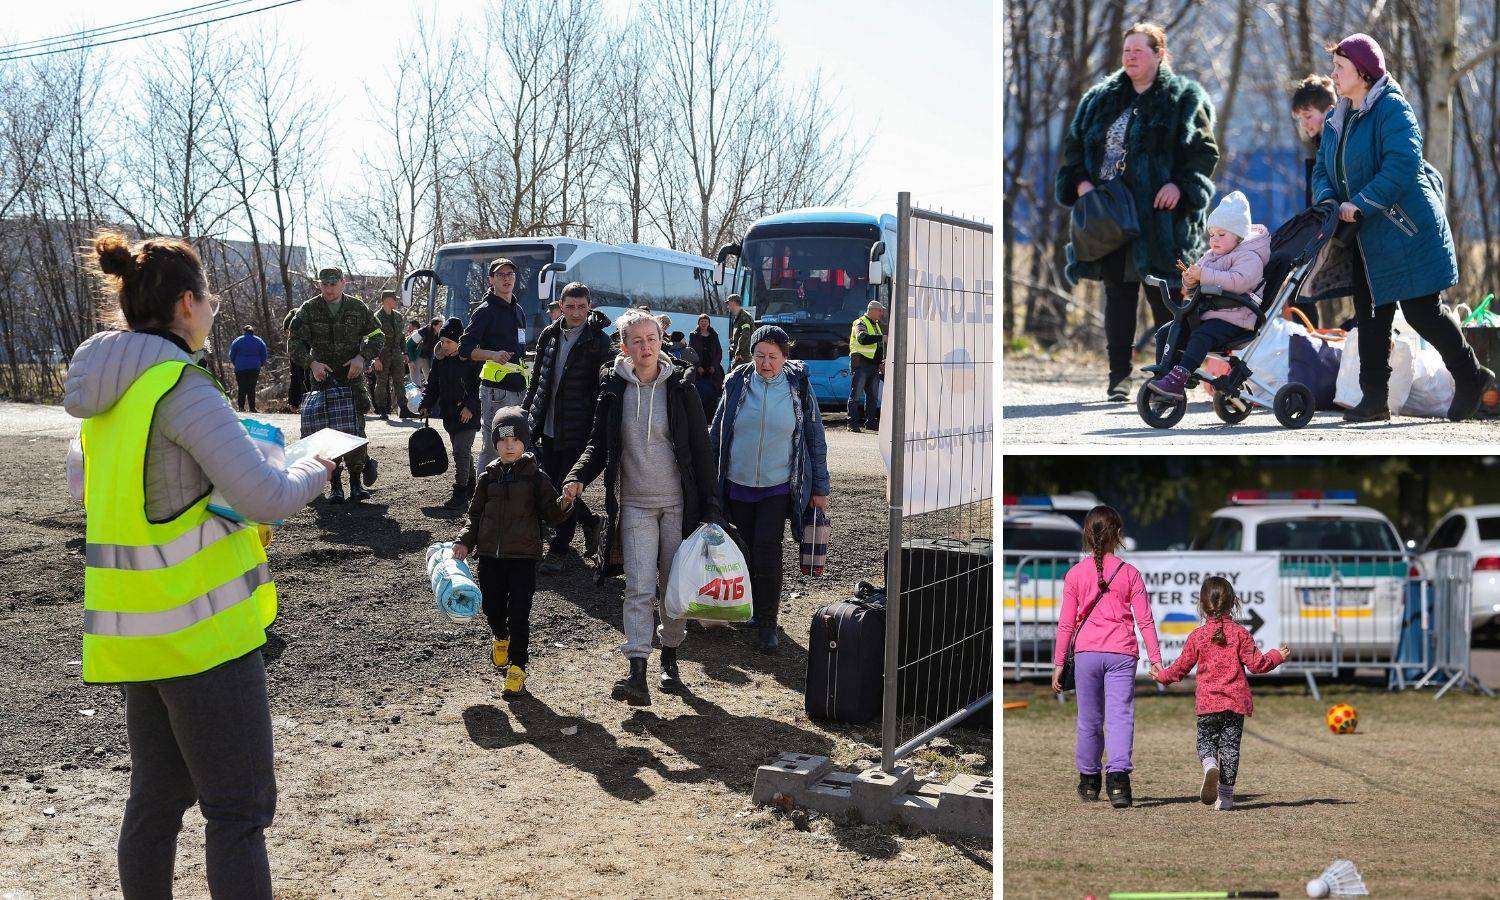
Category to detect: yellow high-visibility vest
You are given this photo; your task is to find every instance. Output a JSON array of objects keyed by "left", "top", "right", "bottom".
[
  {"left": 80, "top": 360, "right": 276, "bottom": 683},
  {"left": 849, "top": 314, "right": 884, "bottom": 360},
  {"left": 480, "top": 359, "right": 532, "bottom": 387}
]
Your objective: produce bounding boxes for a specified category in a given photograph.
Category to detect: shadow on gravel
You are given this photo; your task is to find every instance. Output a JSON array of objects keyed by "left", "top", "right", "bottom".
[
  {"left": 1137, "top": 792, "right": 1351, "bottom": 810},
  {"left": 626, "top": 690, "right": 835, "bottom": 794},
  {"left": 685, "top": 625, "right": 810, "bottom": 695},
  {"left": 462, "top": 699, "right": 668, "bottom": 802},
  {"left": 310, "top": 502, "right": 433, "bottom": 555}
]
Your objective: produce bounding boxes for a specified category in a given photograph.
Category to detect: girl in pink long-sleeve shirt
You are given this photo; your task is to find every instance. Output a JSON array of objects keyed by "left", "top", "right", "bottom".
[
  {"left": 1154, "top": 576, "right": 1291, "bottom": 810},
  {"left": 1051, "top": 505, "right": 1163, "bottom": 808}
]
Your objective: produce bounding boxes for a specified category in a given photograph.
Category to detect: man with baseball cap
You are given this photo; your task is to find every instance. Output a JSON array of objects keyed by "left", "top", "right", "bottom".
[
  {"left": 289, "top": 266, "right": 384, "bottom": 502},
  {"left": 847, "top": 299, "right": 885, "bottom": 432},
  {"left": 459, "top": 257, "right": 530, "bottom": 471},
  {"left": 371, "top": 289, "right": 411, "bottom": 420}
]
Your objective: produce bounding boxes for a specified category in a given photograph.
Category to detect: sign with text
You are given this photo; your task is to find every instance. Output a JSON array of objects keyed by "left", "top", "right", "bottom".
[{"left": 1120, "top": 552, "right": 1282, "bottom": 676}]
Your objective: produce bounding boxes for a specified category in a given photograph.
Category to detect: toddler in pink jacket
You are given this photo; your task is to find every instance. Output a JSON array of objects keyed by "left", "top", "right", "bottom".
[
  {"left": 1051, "top": 505, "right": 1162, "bottom": 808},
  {"left": 1147, "top": 190, "right": 1272, "bottom": 400},
  {"left": 1154, "top": 576, "right": 1291, "bottom": 810}
]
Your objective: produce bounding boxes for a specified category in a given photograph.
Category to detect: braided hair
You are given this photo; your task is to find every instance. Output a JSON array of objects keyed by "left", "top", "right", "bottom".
[
  {"left": 1080, "top": 505, "right": 1125, "bottom": 591},
  {"left": 1199, "top": 576, "right": 1242, "bottom": 646}
]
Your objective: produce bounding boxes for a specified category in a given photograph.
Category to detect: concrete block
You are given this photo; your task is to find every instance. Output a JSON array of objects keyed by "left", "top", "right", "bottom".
[
  {"left": 850, "top": 765, "right": 914, "bottom": 823},
  {"left": 936, "top": 774, "right": 994, "bottom": 838},
  {"left": 751, "top": 752, "right": 832, "bottom": 804}
]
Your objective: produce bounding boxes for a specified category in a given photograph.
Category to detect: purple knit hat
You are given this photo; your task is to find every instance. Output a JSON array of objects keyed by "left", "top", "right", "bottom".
[{"left": 1335, "top": 33, "right": 1386, "bottom": 82}]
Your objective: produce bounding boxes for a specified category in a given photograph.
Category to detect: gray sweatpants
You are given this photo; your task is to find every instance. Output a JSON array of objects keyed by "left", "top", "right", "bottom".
[
  {"left": 119, "top": 649, "right": 276, "bottom": 900},
  {"left": 477, "top": 384, "right": 525, "bottom": 472},
  {"left": 620, "top": 503, "right": 688, "bottom": 658},
  {"left": 450, "top": 427, "right": 478, "bottom": 487}
]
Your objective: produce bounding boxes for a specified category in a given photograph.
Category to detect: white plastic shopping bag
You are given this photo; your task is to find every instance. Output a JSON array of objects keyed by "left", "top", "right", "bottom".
[
  {"left": 1237, "top": 313, "right": 1307, "bottom": 396},
  {"left": 1334, "top": 326, "right": 1362, "bottom": 409},
  {"left": 1397, "top": 333, "right": 1455, "bottom": 418},
  {"left": 664, "top": 523, "right": 753, "bottom": 622},
  {"left": 1333, "top": 313, "right": 1424, "bottom": 414}
]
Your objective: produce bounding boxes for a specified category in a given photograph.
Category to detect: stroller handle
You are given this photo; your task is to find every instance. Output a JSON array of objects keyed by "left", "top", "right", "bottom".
[{"left": 1143, "top": 274, "right": 1193, "bottom": 315}]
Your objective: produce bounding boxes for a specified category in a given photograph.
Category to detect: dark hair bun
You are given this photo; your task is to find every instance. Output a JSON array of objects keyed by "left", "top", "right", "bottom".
[{"left": 94, "top": 232, "right": 138, "bottom": 281}]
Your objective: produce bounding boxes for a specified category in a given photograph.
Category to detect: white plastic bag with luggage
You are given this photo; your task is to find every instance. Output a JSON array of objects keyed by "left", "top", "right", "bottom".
[
  {"left": 663, "top": 523, "right": 753, "bottom": 622},
  {"left": 1334, "top": 311, "right": 1454, "bottom": 417}
]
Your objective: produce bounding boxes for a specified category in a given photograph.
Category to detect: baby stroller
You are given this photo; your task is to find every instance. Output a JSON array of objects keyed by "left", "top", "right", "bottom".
[{"left": 1136, "top": 200, "right": 1359, "bottom": 429}]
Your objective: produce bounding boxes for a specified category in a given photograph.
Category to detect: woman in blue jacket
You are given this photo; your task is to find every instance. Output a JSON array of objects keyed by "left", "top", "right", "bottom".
[
  {"left": 710, "top": 326, "right": 830, "bottom": 654},
  {"left": 1313, "top": 34, "right": 1496, "bottom": 422}
]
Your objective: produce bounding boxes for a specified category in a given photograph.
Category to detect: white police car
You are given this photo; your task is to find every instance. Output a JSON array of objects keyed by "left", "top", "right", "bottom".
[
  {"left": 1417, "top": 504, "right": 1500, "bottom": 629},
  {"left": 1002, "top": 503, "right": 1082, "bottom": 660},
  {"left": 1192, "top": 490, "right": 1407, "bottom": 658}
]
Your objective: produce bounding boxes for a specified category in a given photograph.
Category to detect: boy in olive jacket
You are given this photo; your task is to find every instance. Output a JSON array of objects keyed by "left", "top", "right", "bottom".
[{"left": 453, "top": 407, "right": 572, "bottom": 697}]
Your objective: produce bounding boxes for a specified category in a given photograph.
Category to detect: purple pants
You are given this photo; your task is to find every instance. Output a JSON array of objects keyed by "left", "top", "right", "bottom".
[{"left": 1074, "top": 651, "right": 1138, "bottom": 774}]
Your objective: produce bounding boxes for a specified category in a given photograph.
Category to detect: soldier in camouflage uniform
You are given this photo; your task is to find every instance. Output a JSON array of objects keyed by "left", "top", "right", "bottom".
[
  {"left": 289, "top": 267, "right": 385, "bottom": 503},
  {"left": 371, "top": 289, "right": 411, "bottom": 419}
]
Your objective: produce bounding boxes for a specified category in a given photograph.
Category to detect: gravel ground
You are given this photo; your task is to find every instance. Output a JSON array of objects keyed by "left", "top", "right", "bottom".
[
  {"left": 0, "top": 401, "right": 992, "bottom": 899},
  {"left": 1003, "top": 353, "right": 1500, "bottom": 444},
  {"left": 1002, "top": 681, "right": 1500, "bottom": 898}
]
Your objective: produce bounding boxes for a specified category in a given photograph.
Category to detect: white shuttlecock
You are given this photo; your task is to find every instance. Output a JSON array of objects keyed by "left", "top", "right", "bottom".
[{"left": 1307, "top": 859, "right": 1368, "bottom": 897}]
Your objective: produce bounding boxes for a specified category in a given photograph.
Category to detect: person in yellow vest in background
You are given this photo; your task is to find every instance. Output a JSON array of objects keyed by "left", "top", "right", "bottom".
[
  {"left": 63, "top": 231, "right": 333, "bottom": 899},
  {"left": 847, "top": 299, "right": 886, "bottom": 433},
  {"left": 460, "top": 257, "right": 531, "bottom": 472}
]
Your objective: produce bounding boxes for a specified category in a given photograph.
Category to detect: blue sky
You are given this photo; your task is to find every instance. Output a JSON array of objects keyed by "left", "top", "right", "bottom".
[{"left": 6, "top": 0, "right": 993, "bottom": 232}]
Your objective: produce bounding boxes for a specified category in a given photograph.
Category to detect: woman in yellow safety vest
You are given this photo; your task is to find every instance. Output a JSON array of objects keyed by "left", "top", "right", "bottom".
[{"left": 64, "top": 231, "right": 333, "bottom": 899}]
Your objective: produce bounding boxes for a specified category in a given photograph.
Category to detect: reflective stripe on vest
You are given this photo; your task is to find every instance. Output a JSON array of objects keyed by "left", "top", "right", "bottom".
[
  {"left": 79, "top": 359, "right": 275, "bottom": 684},
  {"left": 480, "top": 359, "right": 531, "bottom": 386},
  {"left": 849, "top": 315, "right": 883, "bottom": 359}
]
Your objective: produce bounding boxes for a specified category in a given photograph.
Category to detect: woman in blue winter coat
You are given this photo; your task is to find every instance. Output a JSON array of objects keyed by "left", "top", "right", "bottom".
[
  {"left": 710, "top": 326, "right": 830, "bottom": 654},
  {"left": 1313, "top": 33, "right": 1496, "bottom": 422}
]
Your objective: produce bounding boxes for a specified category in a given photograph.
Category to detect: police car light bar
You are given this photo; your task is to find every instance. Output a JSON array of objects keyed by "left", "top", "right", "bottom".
[
  {"left": 1001, "top": 495, "right": 1054, "bottom": 508},
  {"left": 1228, "top": 489, "right": 1358, "bottom": 505}
]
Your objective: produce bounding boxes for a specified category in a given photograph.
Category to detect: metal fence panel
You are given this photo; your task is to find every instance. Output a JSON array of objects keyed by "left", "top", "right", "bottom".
[
  {"left": 1002, "top": 552, "right": 1074, "bottom": 680},
  {"left": 881, "top": 194, "right": 994, "bottom": 772}
]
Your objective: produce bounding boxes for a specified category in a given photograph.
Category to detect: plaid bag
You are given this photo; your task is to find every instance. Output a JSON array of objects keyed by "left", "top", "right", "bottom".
[
  {"left": 800, "top": 506, "right": 830, "bottom": 576},
  {"left": 299, "top": 386, "right": 359, "bottom": 439}
]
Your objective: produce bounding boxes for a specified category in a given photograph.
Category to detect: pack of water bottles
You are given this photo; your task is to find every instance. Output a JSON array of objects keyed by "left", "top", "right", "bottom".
[{"left": 208, "top": 418, "right": 287, "bottom": 525}]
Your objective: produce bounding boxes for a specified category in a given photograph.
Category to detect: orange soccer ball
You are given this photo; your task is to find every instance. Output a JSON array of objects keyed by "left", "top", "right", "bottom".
[{"left": 1326, "top": 703, "right": 1358, "bottom": 735}]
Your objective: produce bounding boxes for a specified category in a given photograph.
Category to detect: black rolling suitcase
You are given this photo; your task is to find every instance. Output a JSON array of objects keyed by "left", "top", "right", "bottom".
[
  {"left": 894, "top": 537, "right": 993, "bottom": 729},
  {"left": 804, "top": 582, "right": 886, "bottom": 724}
]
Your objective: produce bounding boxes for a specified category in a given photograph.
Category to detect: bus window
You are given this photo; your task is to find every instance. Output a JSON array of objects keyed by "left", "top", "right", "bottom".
[
  {"left": 621, "top": 255, "right": 665, "bottom": 308},
  {"left": 572, "top": 251, "right": 626, "bottom": 307},
  {"left": 661, "top": 264, "right": 702, "bottom": 314},
  {"left": 700, "top": 270, "right": 723, "bottom": 314}
]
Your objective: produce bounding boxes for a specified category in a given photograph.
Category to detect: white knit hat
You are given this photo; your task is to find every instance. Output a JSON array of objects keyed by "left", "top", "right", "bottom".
[{"left": 1206, "top": 190, "right": 1252, "bottom": 239}]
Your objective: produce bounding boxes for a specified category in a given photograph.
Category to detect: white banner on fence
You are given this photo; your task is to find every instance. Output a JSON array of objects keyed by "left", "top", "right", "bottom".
[
  {"left": 880, "top": 211, "right": 994, "bottom": 516},
  {"left": 1120, "top": 552, "right": 1282, "bottom": 676}
]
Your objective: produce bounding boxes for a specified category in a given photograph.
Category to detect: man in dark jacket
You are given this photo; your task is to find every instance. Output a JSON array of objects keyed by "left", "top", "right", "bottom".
[
  {"left": 563, "top": 308, "right": 723, "bottom": 707},
  {"left": 523, "top": 283, "right": 611, "bottom": 572},
  {"left": 371, "top": 290, "right": 411, "bottom": 419},
  {"left": 459, "top": 257, "right": 528, "bottom": 472},
  {"left": 282, "top": 308, "right": 307, "bottom": 408},
  {"left": 228, "top": 326, "right": 268, "bottom": 412}
]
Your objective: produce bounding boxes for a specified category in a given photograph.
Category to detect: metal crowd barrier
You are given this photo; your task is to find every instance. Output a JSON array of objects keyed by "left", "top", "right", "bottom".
[
  {"left": 999, "top": 550, "right": 1488, "bottom": 702},
  {"left": 1001, "top": 551, "right": 1075, "bottom": 682},
  {"left": 1413, "top": 550, "right": 1494, "bottom": 699}
]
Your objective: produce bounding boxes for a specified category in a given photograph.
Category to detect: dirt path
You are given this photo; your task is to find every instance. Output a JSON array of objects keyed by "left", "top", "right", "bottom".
[
  {"left": 0, "top": 403, "right": 992, "bottom": 899},
  {"left": 1002, "top": 681, "right": 1500, "bottom": 898},
  {"left": 1002, "top": 354, "right": 1499, "bottom": 444}
]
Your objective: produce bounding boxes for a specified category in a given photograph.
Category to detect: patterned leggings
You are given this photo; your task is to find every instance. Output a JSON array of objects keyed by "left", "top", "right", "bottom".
[{"left": 1196, "top": 711, "right": 1245, "bottom": 786}]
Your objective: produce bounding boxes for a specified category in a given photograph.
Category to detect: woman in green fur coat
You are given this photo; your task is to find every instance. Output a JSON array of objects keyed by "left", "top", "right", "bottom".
[{"left": 1056, "top": 23, "right": 1220, "bottom": 401}]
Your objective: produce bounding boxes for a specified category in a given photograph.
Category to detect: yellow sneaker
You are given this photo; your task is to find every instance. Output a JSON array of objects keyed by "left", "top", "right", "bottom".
[
  {"left": 491, "top": 639, "right": 509, "bottom": 669},
  {"left": 503, "top": 664, "right": 528, "bottom": 697}
]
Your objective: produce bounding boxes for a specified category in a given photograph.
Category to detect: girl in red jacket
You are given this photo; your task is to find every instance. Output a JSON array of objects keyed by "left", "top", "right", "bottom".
[{"left": 1154, "top": 576, "right": 1290, "bottom": 810}]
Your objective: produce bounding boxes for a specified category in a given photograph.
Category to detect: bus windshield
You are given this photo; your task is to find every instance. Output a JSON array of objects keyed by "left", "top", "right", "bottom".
[
  {"left": 431, "top": 245, "right": 553, "bottom": 328},
  {"left": 740, "top": 237, "right": 873, "bottom": 323}
]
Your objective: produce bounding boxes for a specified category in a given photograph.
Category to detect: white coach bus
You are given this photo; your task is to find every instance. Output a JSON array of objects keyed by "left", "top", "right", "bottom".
[{"left": 401, "top": 237, "right": 729, "bottom": 368}]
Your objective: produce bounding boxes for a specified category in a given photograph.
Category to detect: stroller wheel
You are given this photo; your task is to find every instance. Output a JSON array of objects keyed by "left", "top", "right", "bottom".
[
  {"left": 1136, "top": 383, "right": 1186, "bottom": 429},
  {"left": 1212, "top": 390, "right": 1253, "bottom": 424},
  {"left": 1273, "top": 383, "right": 1316, "bottom": 429}
]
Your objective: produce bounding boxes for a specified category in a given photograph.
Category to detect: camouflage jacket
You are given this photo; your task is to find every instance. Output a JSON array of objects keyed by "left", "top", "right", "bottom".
[
  {"left": 289, "top": 296, "right": 384, "bottom": 386},
  {"left": 376, "top": 309, "right": 405, "bottom": 360}
]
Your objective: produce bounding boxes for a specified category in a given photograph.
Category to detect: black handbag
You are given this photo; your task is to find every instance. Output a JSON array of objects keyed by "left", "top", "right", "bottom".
[
  {"left": 1070, "top": 177, "right": 1141, "bottom": 263},
  {"left": 408, "top": 420, "right": 449, "bottom": 477},
  {"left": 1059, "top": 561, "right": 1122, "bottom": 692}
]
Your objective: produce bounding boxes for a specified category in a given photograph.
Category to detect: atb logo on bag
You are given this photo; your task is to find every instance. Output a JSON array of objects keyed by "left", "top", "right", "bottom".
[{"left": 698, "top": 575, "right": 746, "bottom": 604}]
